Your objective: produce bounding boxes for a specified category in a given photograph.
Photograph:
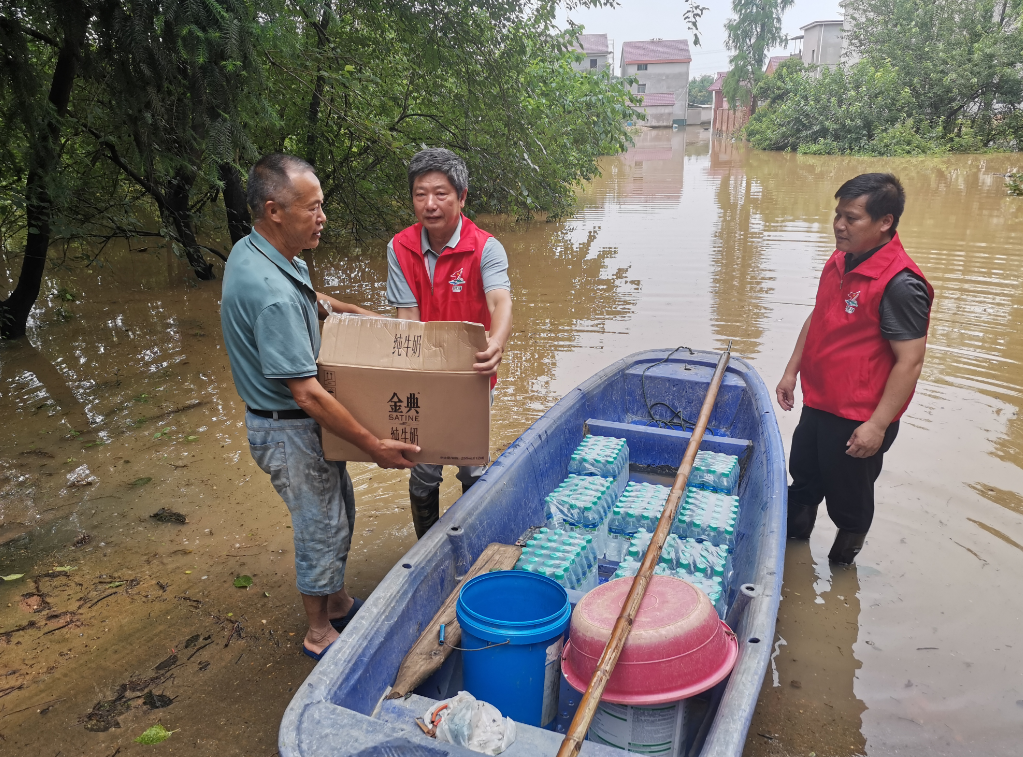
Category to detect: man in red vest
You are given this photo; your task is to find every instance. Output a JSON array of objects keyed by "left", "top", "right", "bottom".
[
  {"left": 386, "top": 148, "right": 513, "bottom": 538},
  {"left": 777, "top": 173, "right": 932, "bottom": 565}
]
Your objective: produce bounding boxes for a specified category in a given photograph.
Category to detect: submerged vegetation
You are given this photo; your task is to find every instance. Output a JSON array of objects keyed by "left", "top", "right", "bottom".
[
  {"left": 743, "top": 0, "right": 1023, "bottom": 156},
  {"left": 0, "top": 0, "right": 643, "bottom": 338}
]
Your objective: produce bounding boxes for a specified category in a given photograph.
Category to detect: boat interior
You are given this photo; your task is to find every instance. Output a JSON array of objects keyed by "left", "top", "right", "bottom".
[{"left": 281, "top": 350, "right": 786, "bottom": 757}]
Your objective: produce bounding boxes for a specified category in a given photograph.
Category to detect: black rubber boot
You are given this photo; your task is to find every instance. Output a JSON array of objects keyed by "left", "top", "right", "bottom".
[
  {"left": 828, "top": 529, "right": 867, "bottom": 565},
  {"left": 410, "top": 488, "right": 440, "bottom": 539},
  {"left": 787, "top": 502, "right": 819, "bottom": 540},
  {"left": 461, "top": 476, "right": 481, "bottom": 495}
]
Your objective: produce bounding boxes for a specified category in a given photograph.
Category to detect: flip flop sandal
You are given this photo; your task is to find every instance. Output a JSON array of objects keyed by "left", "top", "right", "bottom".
[
  {"left": 329, "top": 597, "right": 364, "bottom": 633},
  {"left": 302, "top": 636, "right": 338, "bottom": 662}
]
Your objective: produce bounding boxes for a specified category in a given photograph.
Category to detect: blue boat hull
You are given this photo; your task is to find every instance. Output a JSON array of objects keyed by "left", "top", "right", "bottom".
[{"left": 280, "top": 349, "right": 787, "bottom": 757}]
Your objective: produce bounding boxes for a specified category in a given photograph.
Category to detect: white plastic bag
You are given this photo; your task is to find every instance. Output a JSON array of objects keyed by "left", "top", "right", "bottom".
[{"left": 423, "top": 691, "right": 517, "bottom": 756}]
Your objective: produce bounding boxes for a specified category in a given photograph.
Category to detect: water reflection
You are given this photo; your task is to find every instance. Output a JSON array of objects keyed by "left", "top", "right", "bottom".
[
  {"left": 709, "top": 139, "right": 772, "bottom": 357},
  {"left": 746, "top": 540, "right": 866, "bottom": 756}
]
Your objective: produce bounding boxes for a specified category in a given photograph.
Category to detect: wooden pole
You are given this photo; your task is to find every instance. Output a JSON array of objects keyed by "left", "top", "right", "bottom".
[{"left": 555, "top": 346, "right": 732, "bottom": 757}]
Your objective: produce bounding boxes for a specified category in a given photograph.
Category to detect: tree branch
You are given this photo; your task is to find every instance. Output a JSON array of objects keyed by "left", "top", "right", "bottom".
[{"left": 81, "top": 124, "right": 168, "bottom": 209}]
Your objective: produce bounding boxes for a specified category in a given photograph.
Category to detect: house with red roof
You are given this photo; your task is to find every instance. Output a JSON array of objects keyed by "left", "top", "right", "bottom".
[
  {"left": 707, "top": 71, "right": 749, "bottom": 135},
  {"left": 765, "top": 54, "right": 799, "bottom": 76},
  {"left": 571, "top": 33, "right": 613, "bottom": 73},
  {"left": 620, "top": 38, "right": 692, "bottom": 127}
]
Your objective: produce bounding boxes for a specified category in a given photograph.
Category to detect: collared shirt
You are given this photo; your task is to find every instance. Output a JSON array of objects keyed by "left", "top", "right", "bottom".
[
  {"left": 385, "top": 217, "right": 511, "bottom": 308},
  {"left": 220, "top": 229, "right": 320, "bottom": 410},
  {"left": 844, "top": 242, "right": 932, "bottom": 341}
]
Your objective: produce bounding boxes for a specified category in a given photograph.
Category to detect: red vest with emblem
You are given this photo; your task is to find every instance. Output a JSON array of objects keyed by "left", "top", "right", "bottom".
[
  {"left": 393, "top": 215, "right": 497, "bottom": 388},
  {"left": 801, "top": 233, "right": 933, "bottom": 422}
]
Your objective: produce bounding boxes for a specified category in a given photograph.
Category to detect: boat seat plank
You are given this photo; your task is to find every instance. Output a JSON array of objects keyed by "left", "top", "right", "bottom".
[
  {"left": 388, "top": 543, "right": 521, "bottom": 700},
  {"left": 584, "top": 418, "right": 751, "bottom": 465}
]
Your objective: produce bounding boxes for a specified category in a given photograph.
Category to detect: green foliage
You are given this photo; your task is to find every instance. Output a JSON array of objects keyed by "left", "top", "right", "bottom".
[
  {"left": 1008, "top": 173, "right": 1023, "bottom": 197},
  {"left": 1, "top": 0, "right": 642, "bottom": 335},
  {"left": 135, "top": 724, "right": 175, "bottom": 744},
  {"left": 233, "top": 575, "right": 253, "bottom": 588},
  {"left": 745, "top": 0, "right": 1023, "bottom": 154},
  {"left": 689, "top": 74, "right": 715, "bottom": 105},
  {"left": 723, "top": 0, "right": 793, "bottom": 111}
]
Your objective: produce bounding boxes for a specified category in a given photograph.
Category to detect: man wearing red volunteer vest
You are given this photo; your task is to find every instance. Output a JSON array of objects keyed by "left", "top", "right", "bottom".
[
  {"left": 777, "top": 173, "right": 933, "bottom": 565},
  {"left": 386, "top": 148, "right": 513, "bottom": 538}
]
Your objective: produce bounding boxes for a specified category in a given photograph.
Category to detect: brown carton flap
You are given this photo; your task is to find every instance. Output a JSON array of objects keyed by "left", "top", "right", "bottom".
[{"left": 319, "top": 314, "right": 486, "bottom": 372}]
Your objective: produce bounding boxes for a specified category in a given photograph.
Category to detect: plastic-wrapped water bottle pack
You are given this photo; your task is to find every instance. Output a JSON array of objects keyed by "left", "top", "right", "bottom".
[
  {"left": 689, "top": 450, "right": 740, "bottom": 495},
  {"left": 604, "top": 482, "right": 671, "bottom": 560},
  {"left": 544, "top": 474, "right": 616, "bottom": 554},
  {"left": 513, "top": 528, "right": 600, "bottom": 591},
  {"left": 675, "top": 489, "right": 740, "bottom": 548},
  {"left": 612, "top": 545, "right": 728, "bottom": 618},
  {"left": 629, "top": 531, "right": 732, "bottom": 585},
  {"left": 568, "top": 435, "right": 630, "bottom": 498}
]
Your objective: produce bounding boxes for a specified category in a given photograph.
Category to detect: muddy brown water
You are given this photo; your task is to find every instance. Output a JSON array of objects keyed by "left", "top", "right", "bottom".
[{"left": 1, "top": 128, "right": 1021, "bottom": 756}]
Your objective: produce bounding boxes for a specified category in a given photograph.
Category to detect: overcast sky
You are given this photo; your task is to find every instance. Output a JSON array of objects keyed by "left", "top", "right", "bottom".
[{"left": 557, "top": 0, "right": 843, "bottom": 79}]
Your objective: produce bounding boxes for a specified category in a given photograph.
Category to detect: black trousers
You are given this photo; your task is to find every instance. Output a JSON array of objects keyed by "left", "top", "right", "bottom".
[{"left": 788, "top": 406, "right": 899, "bottom": 534}]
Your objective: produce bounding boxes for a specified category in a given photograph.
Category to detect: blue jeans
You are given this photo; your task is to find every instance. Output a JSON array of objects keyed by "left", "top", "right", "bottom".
[{"left": 245, "top": 411, "right": 355, "bottom": 596}]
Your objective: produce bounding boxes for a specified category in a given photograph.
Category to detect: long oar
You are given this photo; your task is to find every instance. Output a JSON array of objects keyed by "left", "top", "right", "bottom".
[{"left": 555, "top": 344, "right": 732, "bottom": 757}]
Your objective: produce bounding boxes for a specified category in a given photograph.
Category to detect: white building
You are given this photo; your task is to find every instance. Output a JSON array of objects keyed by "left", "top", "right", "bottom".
[
  {"left": 571, "top": 33, "right": 613, "bottom": 73},
  {"left": 620, "top": 39, "right": 692, "bottom": 127},
  {"left": 797, "top": 20, "right": 844, "bottom": 68}
]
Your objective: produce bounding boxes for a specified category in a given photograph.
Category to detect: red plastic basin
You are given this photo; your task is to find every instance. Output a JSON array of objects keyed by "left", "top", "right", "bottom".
[{"left": 562, "top": 575, "right": 738, "bottom": 705}]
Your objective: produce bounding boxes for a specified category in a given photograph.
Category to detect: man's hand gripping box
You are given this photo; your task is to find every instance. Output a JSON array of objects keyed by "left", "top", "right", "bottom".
[{"left": 317, "top": 314, "right": 491, "bottom": 465}]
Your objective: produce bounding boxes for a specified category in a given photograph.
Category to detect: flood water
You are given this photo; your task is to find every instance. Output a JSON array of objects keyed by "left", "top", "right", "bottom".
[{"left": 2, "top": 128, "right": 1022, "bottom": 755}]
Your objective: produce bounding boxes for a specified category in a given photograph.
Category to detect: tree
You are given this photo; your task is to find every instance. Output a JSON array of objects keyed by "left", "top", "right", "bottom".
[
  {"left": 689, "top": 74, "right": 715, "bottom": 105},
  {"left": 0, "top": 1, "right": 91, "bottom": 339},
  {"left": 1, "top": 0, "right": 647, "bottom": 339},
  {"left": 723, "top": 0, "right": 793, "bottom": 113},
  {"left": 743, "top": 0, "right": 1023, "bottom": 154},
  {"left": 83, "top": 0, "right": 267, "bottom": 278},
  {"left": 843, "top": 0, "right": 1023, "bottom": 139}
]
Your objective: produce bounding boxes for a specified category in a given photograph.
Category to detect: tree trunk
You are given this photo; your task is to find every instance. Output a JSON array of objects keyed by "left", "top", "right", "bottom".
[
  {"left": 219, "top": 162, "right": 251, "bottom": 245},
  {"left": 305, "top": 12, "right": 330, "bottom": 167},
  {"left": 165, "top": 170, "right": 215, "bottom": 280},
  {"left": 0, "top": 18, "right": 86, "bottom": 340}
]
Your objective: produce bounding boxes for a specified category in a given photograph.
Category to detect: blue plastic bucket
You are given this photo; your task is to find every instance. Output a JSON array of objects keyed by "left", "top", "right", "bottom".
[{"left": 456, "top": 570, "right": 572, "bottom": 728}]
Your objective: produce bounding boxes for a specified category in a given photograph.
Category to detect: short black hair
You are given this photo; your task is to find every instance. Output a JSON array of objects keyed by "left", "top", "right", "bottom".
[
  {"left": 408, "top": 148, "right": 469, "bottom": 197},
  {"left": 247, "top": 153, "right": 315, "bottom": 220},
  {"left": 835, "top": 173, "right": 906, "bottom": 231}
]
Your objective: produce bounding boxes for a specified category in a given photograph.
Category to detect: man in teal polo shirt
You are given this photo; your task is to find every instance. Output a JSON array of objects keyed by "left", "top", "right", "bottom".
[{"left": 221, "top": 153, "right": 419, "bottom": 661}]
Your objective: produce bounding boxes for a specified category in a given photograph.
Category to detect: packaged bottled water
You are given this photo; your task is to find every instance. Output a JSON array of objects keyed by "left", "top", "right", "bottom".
[
  {"left": 676, "top": 489, "right": 740, "bottom": 547},
  {"left": 514, "top": 528, "right": 600, "bottom": 592},
  {"left": 568, "top": 435, "right": 630, "bottom": 497},
  {"left": 629, "top": 531, "right": 733, "bottom": 586},
  {"left": 611, "top": 552, "right": 728, "bottom": 618},
  {"left": 689, "top": 451, "right": 740, "bottom": 495},
  {"left": 544, "top": 475, "right": 616, "bottom": 556}
]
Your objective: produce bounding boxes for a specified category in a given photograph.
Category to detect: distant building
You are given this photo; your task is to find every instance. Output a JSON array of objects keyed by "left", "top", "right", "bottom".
[
  {"left": 707, "top": 71, "right": 749, "bottom": 135},
  {"left": 620, "top": 39, "right": 692, "bottom": 127},
  {"left": 798, "top": 20, "right": 844, "bottom": 68},
  {"left": 571, "top": 33, "right": 613, "bottom": 73},
  {"left": 765, "top": 54, "right": 799, "bottom": 76},
  {"left": 707, "top": 71, "right": 727, "bottom": 111},
  {"left": 632, "top": 92, "right": 676, "bottom": 127}
]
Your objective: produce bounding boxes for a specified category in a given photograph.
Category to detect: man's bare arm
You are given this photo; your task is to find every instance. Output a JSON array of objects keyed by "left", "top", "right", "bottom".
[
  {"left": 286, "top": 376, "right": 418, "bottom": 469},
  {"left": 776, "top": 313, "right": 813, "bottom": 411},
  {"left": 396, "top": 306, "right": 421, "bottom": 321},
  {"left": 315, "top": 292, "right": 377, "bottom": 320},
  {"left": 845, "top": 337, "right": 927, "bottom": 458},
  {"left": 473, "top": 289, "right": 512, "bottom": 376}
]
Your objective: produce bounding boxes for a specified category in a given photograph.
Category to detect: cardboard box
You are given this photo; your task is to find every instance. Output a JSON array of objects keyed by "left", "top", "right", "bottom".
[{"left": 317, "top": 315, "right": 491, "bottom": 465}]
